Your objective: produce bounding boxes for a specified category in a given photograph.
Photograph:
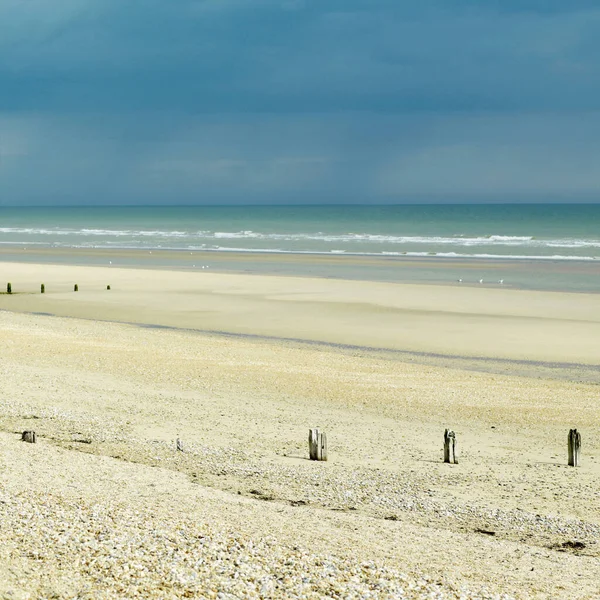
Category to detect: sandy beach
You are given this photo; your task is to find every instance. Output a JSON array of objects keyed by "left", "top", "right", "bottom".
[{"left": 1, "top": 260, "right": 599, "bottom": 598}]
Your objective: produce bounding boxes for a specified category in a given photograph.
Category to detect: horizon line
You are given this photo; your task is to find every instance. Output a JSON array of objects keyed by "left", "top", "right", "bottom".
[{"left": 1, "top": 201, "right": 600, "bottom": 209}]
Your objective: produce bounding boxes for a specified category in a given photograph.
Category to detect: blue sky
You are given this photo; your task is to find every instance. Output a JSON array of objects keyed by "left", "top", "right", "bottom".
[{"left": 1, "top": 0, "right": 599, "bottom": 204}]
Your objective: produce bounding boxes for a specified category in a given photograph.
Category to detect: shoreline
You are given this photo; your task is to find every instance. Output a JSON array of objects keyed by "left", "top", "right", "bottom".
[
  {"left": 2, "top": 246, "right": 600, "bottom": 293},
  {"left": 4, "top": 242, "right": 600, "bottom": 260}
]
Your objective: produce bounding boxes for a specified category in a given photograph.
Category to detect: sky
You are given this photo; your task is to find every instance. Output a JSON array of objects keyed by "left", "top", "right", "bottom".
[{"left": 1, "top": 0, "right": 600, "bottom": 205}]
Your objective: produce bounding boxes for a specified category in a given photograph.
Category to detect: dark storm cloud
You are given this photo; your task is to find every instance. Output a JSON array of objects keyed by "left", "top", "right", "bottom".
[
  {"left": 1, "top": 1, "right": 600, "bottom": 204},
  {"left": 2, "top": 0, "right": 600, "bottom": 113}
]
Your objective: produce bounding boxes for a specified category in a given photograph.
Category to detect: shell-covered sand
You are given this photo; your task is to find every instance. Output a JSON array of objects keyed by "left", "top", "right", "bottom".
[{"left": 0, "top": 262, "right": 599, "bottom": 598}]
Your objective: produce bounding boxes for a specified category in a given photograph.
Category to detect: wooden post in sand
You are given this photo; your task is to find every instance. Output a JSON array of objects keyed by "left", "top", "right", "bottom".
[
  {"left": 41, "top": 284, "right": 45, "bottom": 294},
  {"left": 6, "top": 282, "right": 11, "bottom": 294},
  {"left": 176, "top": 438, "right": 184, "bottom": 452},
  {"left": 309, "top": 428, "right": 328, "bottom": 461},
  {"left": 309, "top": 428, "right": 318, "bottom": 460},
  {"left": 74, "top": 284, "right": 79, "bottom": 292},
  {"left": 21, "top": 431, "right": 36, "bottom": 443},
  {"left": 568, "top": 429, "right": 581, "bottom": 467},
  {"left": 444, "top": 429, "right": 457, "bottom": 464},
  {"left": 107, "top": 285, "right": 111, "bottom": 290},
  {"left": 319, "top": 432, "right": 328, "bottom": 461}
]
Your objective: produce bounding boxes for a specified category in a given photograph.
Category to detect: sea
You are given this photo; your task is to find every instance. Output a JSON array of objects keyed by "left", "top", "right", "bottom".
[{"left": 1, "top": 204, "right": 599, "bottom": 292}]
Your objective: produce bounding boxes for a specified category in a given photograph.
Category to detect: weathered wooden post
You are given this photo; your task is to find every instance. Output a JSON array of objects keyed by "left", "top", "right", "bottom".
[
  {"left": 41, "top": 283, "right": 45, "bottom": 294},
  {"left": 568, "top": 429, "right": 581, "bottom": 467},
  {"left": 74, "top": 284, "right": 79, "bottom": 292},
  {"left": 444, "top": 429, "right": 457, "bottom": 464},
  {"left": 22, "top": 431, "right": 36, "bottom": 443},
  {"left": 319, "top": 431, "right": 328, "bottom": 461},
  {"left": 7, "top": 282, "right": 12, "bottom": 294},
  {"left": 309, "top": 428, "right": 328, "bottom": 461},
  {"left": 176, "top": 437, "right": 184, "bottom": 452},
  {"left": 309, "top": 428, "right": 318, "bottom": 460}
]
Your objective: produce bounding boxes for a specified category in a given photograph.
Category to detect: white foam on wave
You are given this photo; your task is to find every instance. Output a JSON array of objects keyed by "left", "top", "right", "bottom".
[
  {"left": 0, "top": 227, "right": 74, "bottom": 236},
  {"left": 2, "top": 225, "right": 600, "bottom": 264},
  {"left": 0, "top": 227, "right": 200, "bottom": 238},
  {"left": 2, "top": 226, "right": 600, "bottom": 249},
  {"left": 166, "top": 246, "right": 600, "bottom": 261},
  {"left": 4, "top": 237, "right": 597, "bottom": 261},
  {"left": 186, "top": 231, "right": 600, "bottom": 249},
  {"left": 484, "top": 235, "right": 534, "bottom": 241},
  {"left": 376, "top": 251, "right": 597, "bottom": 261},
  {"left": 0, "top": 241, "right": 47, "bottom": 246},
  {"left": 211, "top": 248, "right": 599, "bottom": 261}
]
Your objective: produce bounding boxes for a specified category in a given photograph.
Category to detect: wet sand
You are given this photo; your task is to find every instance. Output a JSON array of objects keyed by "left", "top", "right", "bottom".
[
  {"left": 1, "top": 261, "right": 600, "bottom": 365},
  {"left": 2, "top": 245, "right": 600, "bottom": 293}
]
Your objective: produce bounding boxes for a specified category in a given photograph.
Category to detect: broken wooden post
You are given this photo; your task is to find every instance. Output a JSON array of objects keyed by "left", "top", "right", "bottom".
[
  {"left": 7, "top": 282, "right": 11, "bottom": 294},
  {"left": 309, "top": 428, "right": 328, "bottom": 461},
  {"left": 319, "top": 431, "right": 328, "bottom": 461},
  {"left": 444, "top": 429, "right": 457, "bottom": 464},
  {"left": 41, "top": 283, "right": 45, "bottom": 294},
  {"left": 74, "top": 284, "right": 79, "bottom": 292},
  {"left": 568, "top": 429, "right": 581, "bottom": 467},
  {"left": 309, "top": 428, "right": 318, "bottom": 460},
  {"left": 21, "top": 431, "right": 36, "bottom": 443}
]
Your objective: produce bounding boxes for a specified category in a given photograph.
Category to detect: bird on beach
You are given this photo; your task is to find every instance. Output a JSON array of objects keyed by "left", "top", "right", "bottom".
[
  {"left": 479, "top": 279, "right": 483, "bottom": 284},
  {"left": 457, "top": 278, "right": 462, "bottom": 283},
  {"left": 498, "top": 279, "right": 504, "bottom": 284}
]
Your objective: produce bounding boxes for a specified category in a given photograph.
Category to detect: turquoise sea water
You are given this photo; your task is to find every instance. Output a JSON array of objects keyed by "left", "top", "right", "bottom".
[
  {"left": 1, "top": 204, "right": 599, "bottom": 291},
  {"left": 1, "top": 204, "right": 600, "bottom": 258}
]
